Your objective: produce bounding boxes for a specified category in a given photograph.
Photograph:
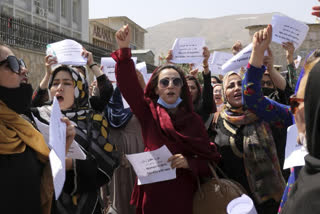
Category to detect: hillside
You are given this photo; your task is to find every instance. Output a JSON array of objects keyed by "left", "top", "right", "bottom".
[{"left": 145, "top": 12, "right": 282, "bottom": 64}]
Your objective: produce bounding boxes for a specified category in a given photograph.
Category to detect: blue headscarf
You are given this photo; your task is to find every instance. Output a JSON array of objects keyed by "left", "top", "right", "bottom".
[{"left": 106, "top": 86, "right": 133, "bottom": 128}]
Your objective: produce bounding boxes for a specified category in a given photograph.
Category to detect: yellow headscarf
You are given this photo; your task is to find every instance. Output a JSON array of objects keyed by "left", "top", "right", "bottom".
[{"left": 0, "top": 100, "right": 49, "bottom": 162}]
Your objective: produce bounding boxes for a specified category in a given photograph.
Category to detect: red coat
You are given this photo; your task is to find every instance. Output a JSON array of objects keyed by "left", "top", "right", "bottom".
[{"left": 112, "top": 48, "right": 220, "bottom": 214}]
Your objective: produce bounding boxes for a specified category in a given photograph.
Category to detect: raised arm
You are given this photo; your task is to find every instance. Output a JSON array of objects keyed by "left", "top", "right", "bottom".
[
  {"left": 32, "top": 55, "right": 57, "bottom": 107},
  {"left": 263, "top": 48, "right": 287, "bottom": 91},
  {"left": 283, "top": 42, "right": 298, "bottom": 88},
  {"left": 111, "top": 25, "right": 150, "bottom": 122},
  {"left": 243, "top": 25, "right": 292, "bottom": 127},
  {"left": 201, "top": 47, "right": 216, "bottom": 114}
]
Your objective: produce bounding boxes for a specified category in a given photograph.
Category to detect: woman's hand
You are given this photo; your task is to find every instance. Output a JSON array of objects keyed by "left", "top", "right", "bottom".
[
  {"left": 168, "top": 154, "right": 189, "bottom": 169},
  {"left": 61, "top": 117, "right": 76, "bottom": 153},
  {"left": 282, "top": 42, "right": 295, "bottom": 65},
  {"left": 295, "top": 102, "right": 306, "bottom": 145},
  {"left": 263, "top": 47, "right": 274, "bottom": 72},
  {"left": 82, "top": 48, "right": 94, "bottom": 66},
  {"left": 203, "top": 47, "right": 210, "bottom": 75},
  {"left": 312, "top": 1, "right": 320, "bottom": 17},
  {"left": 249, "top": 24, "right": 272, "bottom": 68},
  {"left": 165, "top": 50, "right": 173, "bottom": 63},
  {"left": 45, "top": 55, "right": 57, "bottom": 74},
  {"left": 115, "top": 24, "right": 131, "bottom": 49}
]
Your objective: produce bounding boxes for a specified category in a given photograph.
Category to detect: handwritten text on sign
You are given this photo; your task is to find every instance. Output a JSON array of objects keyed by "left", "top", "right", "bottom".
[
  {"left": 272, "top": 15, "right": 309, "bottom": 50},
  {"left": 171, "top": 37, "right": 205, "bottom": 64},
  {"left": 126, "top": 145, "right": 176, "bottom": 185}
]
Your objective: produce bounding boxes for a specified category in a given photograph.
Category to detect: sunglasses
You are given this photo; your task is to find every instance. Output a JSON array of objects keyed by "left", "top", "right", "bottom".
[
  {"left": 159, "top": 77, "right": 183, "bottom": 88},
  {"left": 289, "top": 94, "right": 304, "bottom": 114},
  {"left": 0, "top": 56, "right": 25, "bottom": 74}
]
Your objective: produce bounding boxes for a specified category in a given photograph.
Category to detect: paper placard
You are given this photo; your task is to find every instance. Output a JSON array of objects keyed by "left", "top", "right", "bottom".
[
  {"left": 101, "top": 57, "right": 137, "bottom": 82},
  {"left": 46, "top": 39, "right": 87, "bottom": 66},
  {"left": 49, "top": 97, "right": 66, "bottom": 199},
  {"left": 136, "top": 62, "right": 149, "bottom": 84},
  {"left": 283, "top": 124, "right": 308, "bottom": 169},
  {"left": 211, "top": 51, "right": 233, "bottom": 75},
  {"left": 126, "top": 145, "right": 176, "bottom": 185},
  {"left": 33, "top": 114, "right": 86, "bottom": 160},
  {"left": 222, "top": 43, "right": 253, "bottom": 73},
  {"left": 272, "top": 15, "right": 309, "bottom": 50},
  {"left": 171, "top": 37, "right": 205, "bottom": 64}
]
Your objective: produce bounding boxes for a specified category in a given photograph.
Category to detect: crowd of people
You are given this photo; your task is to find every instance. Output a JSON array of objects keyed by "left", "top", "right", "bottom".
[{"left": 0, "top": 2, "right": 320, "bottom": 214}]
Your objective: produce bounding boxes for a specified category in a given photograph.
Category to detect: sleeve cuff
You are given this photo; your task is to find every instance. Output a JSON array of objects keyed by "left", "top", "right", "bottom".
[
  {"left": 247, "top": 63, "right": 266, "bottom": 80},
  {"left": 111, "top": 48, "right": 132, "bottom": 62}
]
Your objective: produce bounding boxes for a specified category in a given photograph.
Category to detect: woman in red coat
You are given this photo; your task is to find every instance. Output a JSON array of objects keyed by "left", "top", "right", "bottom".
[{"left": 111, "top": 25, "right": 220, "bottom": 214}]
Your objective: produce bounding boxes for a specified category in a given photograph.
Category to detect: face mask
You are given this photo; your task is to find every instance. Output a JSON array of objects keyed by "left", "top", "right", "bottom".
[
  {"left": 157, "top": 97, "right": 182, "bottom": 109},
  {"left": 262, "top": 87, "right": 275, "bottom": 97},
  {"left": 0, "top": 83, "right": 33, "bottom": 114}
]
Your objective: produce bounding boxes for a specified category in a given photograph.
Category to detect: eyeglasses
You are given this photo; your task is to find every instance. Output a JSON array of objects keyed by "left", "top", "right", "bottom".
[
  {"left": 261, "top": 80, "right": 273, "bottom": 87},
  {"left": 159, "top": 77, "right": 183, "bottom": 88},
  {"left": 0, "top": 56, "right": 23, "bottom": 74},
  {"left": 289, "top": 94, "right": 304, "bottom": 114}
]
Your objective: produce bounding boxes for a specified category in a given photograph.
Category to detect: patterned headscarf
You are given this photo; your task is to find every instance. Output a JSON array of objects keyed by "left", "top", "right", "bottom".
[{"left": 46, "top": 65, "right": 119, "bottom": 178}]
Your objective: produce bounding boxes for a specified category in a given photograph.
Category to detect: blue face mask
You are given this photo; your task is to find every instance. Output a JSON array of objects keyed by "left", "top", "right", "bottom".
[{"left": 157, "top": 97, "right": 182, "bottom": 109}]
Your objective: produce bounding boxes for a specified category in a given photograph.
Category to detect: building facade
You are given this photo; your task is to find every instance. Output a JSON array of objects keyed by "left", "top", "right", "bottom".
[
  {"left": 89, "top": 16, "right": 147, "bottom": 50},
  {"left": 246, "top": 24, "right": 320, "bottom": 72},
  {"left": 89, "top": 20, "right": 117, "bottom": 51},
  {"left": 0, "top": 0, "right": 89, "bottom": 41}
]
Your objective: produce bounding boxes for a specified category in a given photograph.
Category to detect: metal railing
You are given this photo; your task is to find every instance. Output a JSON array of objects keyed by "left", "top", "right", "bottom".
[
  {"left": 0, "top": 13, "right": 112, "bottom": 62},
  {"left": 0, "top": 13, "right": 156, "bottom": 72}
]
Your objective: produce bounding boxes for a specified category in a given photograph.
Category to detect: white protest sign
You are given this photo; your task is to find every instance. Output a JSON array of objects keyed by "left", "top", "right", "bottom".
[
  {"left": 144, "top": 73, "right": 152, "bottom": 84},
  {"left": 283, "top": 124, "right": 308, "bottom": 169},
  {"left": 171, "top": 37, "right": 205, "bottom": 64},
  {"left": 211, "top": 51, "right": 233, "bottom": 75},
  {"left": 295, "top": 55, "right": 302, "bottom": 69},
  {"left": 33, "top": 114, "right": 86, "bottom": 160},
  {"left": 46, "top": 39, "right": 87, "bottom": 66},
  {"left": 101, "top": 57, "right": 137, "bottom": 82},
  {"left": 136, "top": 62, "right": 149, "bottom": 84},
  {"left": 272, "top": 15, "right": 309, "bottom": 50},
  {"left": 49, "top": 97, "right": 66, "bottom": 199},
  {"left": 221, "top": 43, "right": 253, "bottom": 73},
  {"left": 126, "top": 145, "right": 176, "bottom": 185}
]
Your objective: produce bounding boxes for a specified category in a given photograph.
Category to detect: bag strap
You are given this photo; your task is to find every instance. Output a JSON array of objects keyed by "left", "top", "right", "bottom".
[{"left": 210, "top": 161, "right": 231, "bottom": 180}]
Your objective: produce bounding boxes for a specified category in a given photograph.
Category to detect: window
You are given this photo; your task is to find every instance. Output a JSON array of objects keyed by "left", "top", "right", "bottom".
[
  {"left": 48, "top": 0, "right": 54, "bottom": 13},
  {"left": 61, "top": 0, "right": 66, "bottom": 17},
  {"left": 72, "top": 0, "right": 79, "bottom": 23}
]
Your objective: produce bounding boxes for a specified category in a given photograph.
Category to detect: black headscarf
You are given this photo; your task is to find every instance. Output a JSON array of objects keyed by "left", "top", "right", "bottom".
[
  {"left": 305, "top": 60, "right": 320, "bottom": 158},
  {"left": 280, "top": 59, "right": 320, "bottom": 214}
]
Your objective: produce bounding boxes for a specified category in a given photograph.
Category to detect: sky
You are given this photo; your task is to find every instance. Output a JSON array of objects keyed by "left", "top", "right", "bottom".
[{"left": 89, "top": 0, "right": 319, "bottom": 29}]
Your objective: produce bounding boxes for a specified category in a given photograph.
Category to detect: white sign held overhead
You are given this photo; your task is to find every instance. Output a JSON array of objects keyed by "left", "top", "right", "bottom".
[
  {"left": 46, "top": 39, "right": 87, "bottom": 66},
  {"left": 210, "top": 51, "right": 233, "bottom": 75},
  {"left": 136, "top": 62, "right": 149, "bottom": 84},
  {"left": 283, "top": 124, "right": 308, "bottom": 169},
  {"left": 271, "top": 15, "right": 309, "bottom": 50},
  {"left": 101, "top": 57, "right": 137, "bottom": 82},
  {"left": 126, "top": 145, "right": 176, "bottom": 185},
  {"left": 171, "top": 37, "right": 205, "bottom": 64},
  {"left": 221, "top": 43, "right": 253, "bottom": 73}
]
